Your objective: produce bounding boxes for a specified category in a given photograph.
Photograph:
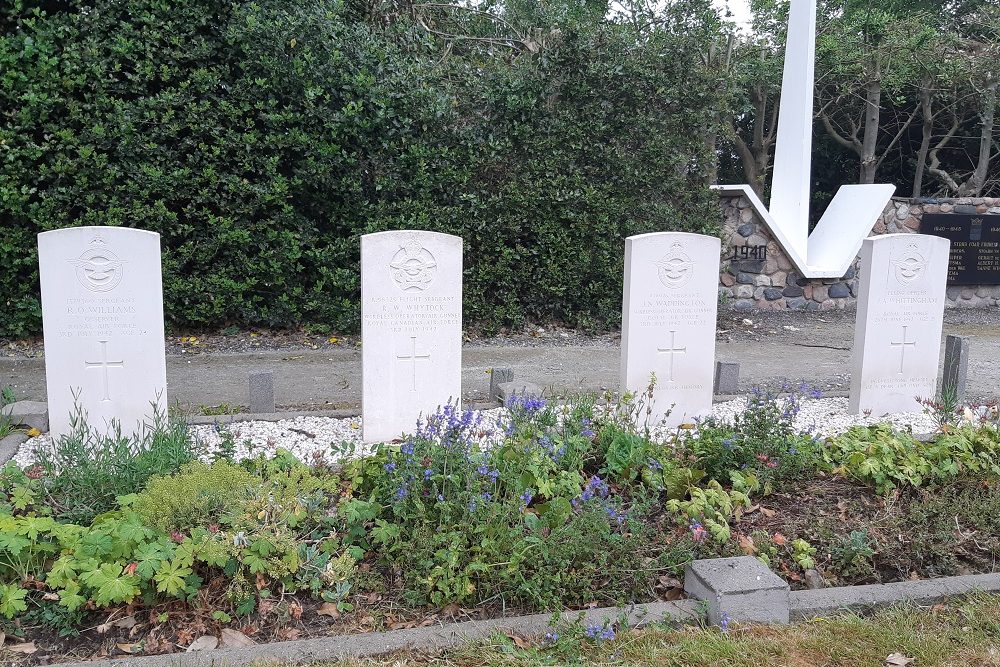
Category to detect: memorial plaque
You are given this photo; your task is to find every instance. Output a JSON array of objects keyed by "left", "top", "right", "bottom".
[
  {"left": 620, "top": 232, "right": 720, "bottom": 428},
  {"left": 921, "top": 213, "right": 1000, "bottom": 285},
  {"left": 361, "top": 231, "right": 462, "bottom": 443},
  {"left": 849, "top": 234, "right": 949, "bottom": 415},
  {"left": 38, "top": 227, "right": 168, "bottom": 437}
]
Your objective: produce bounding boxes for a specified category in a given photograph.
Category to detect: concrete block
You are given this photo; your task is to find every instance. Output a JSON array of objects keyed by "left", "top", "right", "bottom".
[
  {"left": 489, "top": 367, "right": 514, "bottom": 404},
  {"left": 1, "top": 401, "right": 48, "bottom": 433},
  {"left": 248, "top": 371, "right": 275, "bottom": 414},
  {"left": 497, "top": 381, "right": 543, "bottom": 405},
  {"left": 941, "top": 335, "right": 969, "bottom": 402},
  {"left": 684, "top": 556, "right": 790, "bottom": 626},
  {"left": 0, "top": 432, "right": 29, "bottom": 465},
  {"left": 714, "top": 361, "right": 739, "bottom": 395}
]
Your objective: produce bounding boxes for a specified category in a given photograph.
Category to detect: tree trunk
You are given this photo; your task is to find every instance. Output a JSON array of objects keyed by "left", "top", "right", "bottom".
[
  {"left": 912, "top": 84, "right": 933, "bottom": 198},
  {"left": 860, "top": 81, "right": 881, "bottom": 184},
  {"left": 962, "top": 79, "right": 997, "bottom": 197}
]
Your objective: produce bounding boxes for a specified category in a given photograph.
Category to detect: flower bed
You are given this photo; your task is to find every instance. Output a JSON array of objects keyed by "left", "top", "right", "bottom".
[{"left": 0, "top": 386, "right": 997, "bottom": 663}]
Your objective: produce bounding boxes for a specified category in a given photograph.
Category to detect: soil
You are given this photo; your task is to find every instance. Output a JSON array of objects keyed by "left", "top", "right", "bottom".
[{"left": 4, "top": 474, "right": 997, "bottom": 666}]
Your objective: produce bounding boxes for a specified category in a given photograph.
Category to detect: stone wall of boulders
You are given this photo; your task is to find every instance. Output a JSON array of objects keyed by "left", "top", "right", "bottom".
[{"left": 718, "top": 195, "right": 1000, "bottom": 311}]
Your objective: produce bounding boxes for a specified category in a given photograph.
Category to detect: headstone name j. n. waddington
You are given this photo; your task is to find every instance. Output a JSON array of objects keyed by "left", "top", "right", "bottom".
[{"left": 620, "top": 232, "right": 720, "bottom": 428}]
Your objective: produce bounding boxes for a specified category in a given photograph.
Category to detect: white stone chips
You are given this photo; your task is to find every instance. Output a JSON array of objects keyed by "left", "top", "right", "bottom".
[
  {"left": 849, "top": 234, "right": 950, "bottom": 415},
  {"left": 621, "top": 232, "right": 720, "bottom": 427},
  {"left": 361, "top": 231, "right": 463, "bottom": 443},
  {"left": 38, "top": 226, "right": 168, "bottom": 438}
]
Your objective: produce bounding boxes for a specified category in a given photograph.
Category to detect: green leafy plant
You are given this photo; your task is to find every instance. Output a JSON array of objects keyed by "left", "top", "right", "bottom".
[
  {"left": 831, "top": 529, "right": 876, "bottom": 577},
  {"left": 33, "top": 402, "right": 198, "bottom": 523},
  {"left": 680, "top": 384, "right": 826, "bottom": 488},
  {"left": 826, "top": 424, "right": 1000, "bottom": 494},
  {"left": 131, "top": 460, "right": 256, "bottom": 532}
]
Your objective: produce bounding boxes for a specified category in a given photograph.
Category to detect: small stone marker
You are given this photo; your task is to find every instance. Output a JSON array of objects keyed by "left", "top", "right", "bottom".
[
  {"left": 38, "top": 227, "right": 168, "bottom": 437},
  {"left": 849, "top": 234, "right": 949, "bottom": 414},
  {"left": 248, "top": 371, "right": 275, "bottom": 414},
  {"left": 714, "top": 361, "right": 740, "bottom": 395},
  {"left": 361, "top": 231, "right": 462, "bottom": 442},
  {"left": 684, "top": 556, "right": 790, "bottom": 625},
  {"left": 941, "top": 335, "right": 970, "bottom": 402},
  {"left": 489, "top": 367, "right": 515, "bottom": 404},
  {"left": 620, "top": 232, "right": 720, "bottom": 427}
]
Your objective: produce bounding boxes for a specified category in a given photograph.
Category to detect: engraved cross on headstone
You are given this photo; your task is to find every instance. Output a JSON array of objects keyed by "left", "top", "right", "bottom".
[
  {"left": 85, "top": 339, "right": 124, "bottom": 402},
  {"left": 889, "top": 325, "right": 917, "bottom": 374},
  {"left": 656, "top": 330, "right": 687, "bottom": 383},
  {"left": 396, "top": 336, "right": 431, "bottom": 392}
]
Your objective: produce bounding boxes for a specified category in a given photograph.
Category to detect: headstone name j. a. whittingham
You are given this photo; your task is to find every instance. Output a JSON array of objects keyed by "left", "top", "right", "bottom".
[
  {"left": 849, "top": 234, "right": 949, "bottom": 414},
  {"left": 38, "top": 226, "right": 168, "bottom": 438}
]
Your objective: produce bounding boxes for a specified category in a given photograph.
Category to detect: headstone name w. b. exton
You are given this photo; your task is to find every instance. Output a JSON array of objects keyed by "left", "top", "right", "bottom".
[
  {"left": 849, "top": 234, "right": 949, "bottom": 414},
  {"left": 361, "top": 231, "right": 462, "bottom": 442},
  {"left": 38, "top": 227, "right": 168, "bottom": 437},
  {"left": 621, "top": 232, "right": 720, "bottom": 427}
]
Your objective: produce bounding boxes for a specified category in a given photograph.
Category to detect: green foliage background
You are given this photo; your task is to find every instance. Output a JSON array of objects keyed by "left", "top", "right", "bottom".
[{"left": 0, "top": 0, "right": 725, "bottom": 337}]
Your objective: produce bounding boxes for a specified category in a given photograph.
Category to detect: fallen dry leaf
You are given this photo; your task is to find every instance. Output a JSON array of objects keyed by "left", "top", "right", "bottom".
[
  {"left": 738, "top": 534, "right": 757, "bottom": 555},
  {"left": 772, "top": 532, "right": 788, "bottom": 545},
  {"left": 886, "top": 653, "right": 914, "bottom": 666},
  {"left": 219, "top": 629, "right": 255, "bottom": 648},
  {"left": 9, "top": 642, "right": 37, "bottom": 655},
  {"left": 186, "top": 635, "right": 219, "bottom": 652},
  {"left": 116, "top": 643, "right": 136, "bottom": 654},
  {"left": 506, "top": 633, "right": 531, "bottom": 649},
  {"left": 316, "top": 603, "right": 340, "bottom": 619},
  {"left": 760, "top": 506, "right": 776, "bottom": 518}
]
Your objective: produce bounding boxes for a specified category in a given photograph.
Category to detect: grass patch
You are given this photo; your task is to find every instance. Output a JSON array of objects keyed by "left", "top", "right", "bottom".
[{"left": 323, "top": 595, "right": 1000, "bottom": 666}]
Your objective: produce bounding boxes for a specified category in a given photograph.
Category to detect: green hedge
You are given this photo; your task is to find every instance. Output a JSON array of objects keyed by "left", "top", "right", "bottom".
[{"left": 0, "top": 0, "right": 726, "bottom": 337}]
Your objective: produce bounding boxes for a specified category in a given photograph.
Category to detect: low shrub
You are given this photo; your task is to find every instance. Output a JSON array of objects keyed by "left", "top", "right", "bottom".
[
  {"left": 349, "top": 400, "right": 696, "bottom": 609},
  {"left": 680, "top": 384, "right": 826, "bottom": 488},
  {"left": 131, "top": 460, "right": 256, "bottom": 533},
  {"left": 826, "top": 424, "right": 1000, "bottom": 494},
  {"left": 33, "top": 404, "right": 198, "bottom": 524}
]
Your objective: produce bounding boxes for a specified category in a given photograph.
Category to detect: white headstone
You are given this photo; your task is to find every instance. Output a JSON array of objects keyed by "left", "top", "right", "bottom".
[
  {"left": 620, "top": 232, "right": 720, "bottom": 427},
  {"left": 38, "top": 227, "right": 168, "bottom": 437},
  {"left": 849, "top": 234, "right": 950, "bottom": 414},
  {"left": 361, "top": 231, "right": 462, "bottom": 442}
]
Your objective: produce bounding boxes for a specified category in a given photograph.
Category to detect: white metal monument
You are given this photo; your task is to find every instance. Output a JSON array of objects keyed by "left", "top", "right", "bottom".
[{"left": 714, "top": 0, "right": 895, "bottom": 278}]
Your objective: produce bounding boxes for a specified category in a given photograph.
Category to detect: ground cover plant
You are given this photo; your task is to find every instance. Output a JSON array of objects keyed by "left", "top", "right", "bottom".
[{"left": 0, "top": 387, "right": 996, "bottom": 661}]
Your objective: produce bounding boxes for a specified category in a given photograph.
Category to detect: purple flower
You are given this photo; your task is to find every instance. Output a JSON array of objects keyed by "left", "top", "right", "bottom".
[
  {"left": 395, "top": 486, "right": 408, "bottom": 499},
  {"left": 521, "top": 489, "right": 534, "bottom": 506},
  {"left": 722, "top": 438, "right": 734, "bottom": 449},
  {"left": 401, "top": 441, "right": 415, "bottom": 457},
  {"left": 543, "top": 631, "right": 559, "bottom": 644},
  {"left": 384, "top": 462, "right": 397, "bottom": 472},
  {"left": 424, "top": 468, "right": 433, "bottom": 480},
  {"left": 600, "top": 626, "right": 615, "bottom": 641}
]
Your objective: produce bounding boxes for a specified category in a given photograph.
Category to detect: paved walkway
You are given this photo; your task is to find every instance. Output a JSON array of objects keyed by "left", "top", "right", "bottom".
[{"left": 2, "top": 310, "right": 998, "bottom": 412}]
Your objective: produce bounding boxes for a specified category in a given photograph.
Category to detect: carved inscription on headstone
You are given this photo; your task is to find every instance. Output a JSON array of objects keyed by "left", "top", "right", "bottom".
[
  {"left": 849, "top": 234, "right": 949, "bottom": 414},
  {"left": 361, "top": 231, "right": 462, "bottom": 442},
  {"left": 621, "top": 233, "right": 720, "bottom": 427},
  {"left": 38, "top": 227, "right": 168, "bottom": 437}
]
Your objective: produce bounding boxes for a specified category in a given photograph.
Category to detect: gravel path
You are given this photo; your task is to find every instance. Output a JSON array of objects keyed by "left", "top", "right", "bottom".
[{"left": 11, "top": 397, "right": 939, "bottom": 468}]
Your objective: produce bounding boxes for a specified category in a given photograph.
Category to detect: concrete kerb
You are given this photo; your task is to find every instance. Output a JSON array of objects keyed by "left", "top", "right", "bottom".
[
  {"left": 49, "top": 601, "right": 703, "bottom": 667},
  {"left": 790, "top": 572, "right": 1000, "bottom": 619}
]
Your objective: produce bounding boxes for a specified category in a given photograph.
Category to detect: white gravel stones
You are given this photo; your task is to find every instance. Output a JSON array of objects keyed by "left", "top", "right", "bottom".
[{"left": 10, "top": 398, "right": 939, "bottom": 468}]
